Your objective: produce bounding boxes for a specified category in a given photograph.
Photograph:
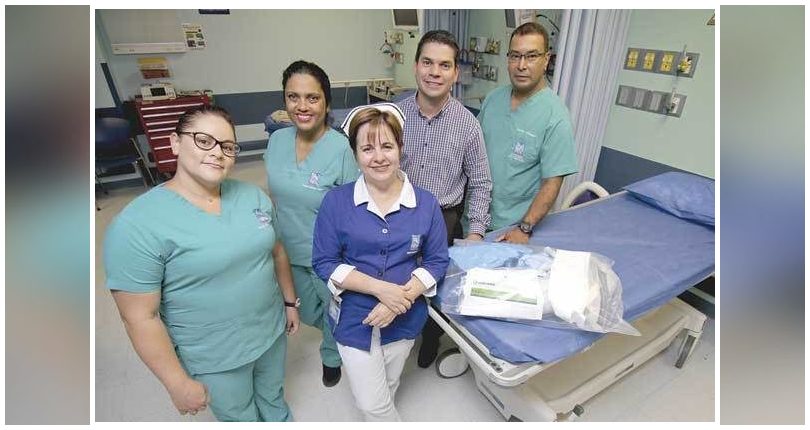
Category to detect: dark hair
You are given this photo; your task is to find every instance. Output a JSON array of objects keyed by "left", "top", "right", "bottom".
[
  {"left": 509, "top": 22, "right": 550, "bottom": 52},
  {"left": 347, "top": 108, "right": 403, "bottom": 155},
  {"left": 175, "top": 105, "right": 235, "bottom": 137},
  {"left": 282, "top": 60, "right": 332, "bottom": 125},
  {"left": 415, "top": 30, "right": 459, "bottom": 66}
]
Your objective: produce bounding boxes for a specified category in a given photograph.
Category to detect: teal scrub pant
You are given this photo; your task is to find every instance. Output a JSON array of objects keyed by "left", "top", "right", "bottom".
[
  {"left": 291, "top": 264, "right": 342, "bottom": 368},
  {"left": 194, "top": 335, "right": 292, "bottom": 422}
]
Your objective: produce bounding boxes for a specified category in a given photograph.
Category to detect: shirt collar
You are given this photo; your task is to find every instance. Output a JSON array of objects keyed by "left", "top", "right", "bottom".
[
  {"left": 412, "top": 92, "right": 452, "bottom": 121},
  {"left": 353, "top": 170, "right": 416, "bottom": 218}
]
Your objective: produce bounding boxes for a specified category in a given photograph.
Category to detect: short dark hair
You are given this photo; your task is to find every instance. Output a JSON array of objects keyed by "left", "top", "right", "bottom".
[
  {"left": 175, "top": 105, "right": 235, "bottom": 137},
  {"left": 415, "top": 30, "right": 459, "bottom": 66},
  {"left": 509, "top": 22, "right": 550, "bottom": 52},
  {"left": 347, "top": 108, "right": 403, "bottom": 155},
  {"left": 282, "top": 60, "right": 332, "bottom": 125}
]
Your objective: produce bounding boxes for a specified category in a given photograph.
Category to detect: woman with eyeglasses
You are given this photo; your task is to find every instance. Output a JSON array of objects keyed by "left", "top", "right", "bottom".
[
  {"left": 263, "top": 60, "right": 359, "bottom": 388},
  {"left": 104, "top": 105, "right": 299, "bottom": 421}
]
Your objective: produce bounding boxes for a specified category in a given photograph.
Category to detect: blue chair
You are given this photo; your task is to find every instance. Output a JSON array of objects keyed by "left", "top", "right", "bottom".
[{"left": 95, "top": 117, "right": 155, "bottom": 196}]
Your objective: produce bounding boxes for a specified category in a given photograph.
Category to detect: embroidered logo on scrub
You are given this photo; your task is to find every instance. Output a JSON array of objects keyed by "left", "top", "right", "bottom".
[
  {"left": 303, "top": 171, "right": 322, "bottom": 190},
  {"left": 511, "top": 128, "right": 536, "bottom": 163},
  {"left": 510, "top": 141, "right": 526, "bottom": 162},
  {"left": 253, "top": 209, "right": 272, "bottom": 229},
  {"left": 407, "top": 234, "right": 421, "bottom": 255}
]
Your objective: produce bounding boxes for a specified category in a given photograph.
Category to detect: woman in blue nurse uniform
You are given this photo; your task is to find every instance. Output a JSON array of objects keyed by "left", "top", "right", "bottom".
[
  {"left": 312, "top": 104, "right": 449, "bottom": 421},
  {"left": 104, "top": 106, "right": 300, "bottom": 421},
  {"left": 264, "top": 60, "right": 359, "bottom": 387}
]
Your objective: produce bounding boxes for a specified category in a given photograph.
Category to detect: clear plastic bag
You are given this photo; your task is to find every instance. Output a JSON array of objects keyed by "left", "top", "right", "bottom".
[{"left": 439, "top": 240, "right": 640, "bottom": 336}]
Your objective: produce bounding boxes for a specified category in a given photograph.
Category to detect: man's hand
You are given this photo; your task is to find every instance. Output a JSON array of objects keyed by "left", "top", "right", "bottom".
[
  {"left": 363, "top": 303, "right": 398, "bottom": 328},
  {"left": 496, "top": 227, "right": 530, "bottom": 244},
  {"left": 465, "top": 233, "right": 484, "bottom": 241}
]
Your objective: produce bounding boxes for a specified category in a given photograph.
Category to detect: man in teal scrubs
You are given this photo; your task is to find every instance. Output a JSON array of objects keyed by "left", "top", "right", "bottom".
[{"left": 478, "top": 22, "right": 578, "bottom": 243}]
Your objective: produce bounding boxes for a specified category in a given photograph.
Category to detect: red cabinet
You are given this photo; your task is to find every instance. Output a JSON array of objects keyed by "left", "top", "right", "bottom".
[{"left": 134, "top": 95, "right": 210, "bottom": 175}]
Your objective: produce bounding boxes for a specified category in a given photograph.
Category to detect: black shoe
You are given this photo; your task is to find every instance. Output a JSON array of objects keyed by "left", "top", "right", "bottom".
[
  {"left": 417, "top": 339, "right": 439, "bottom": 368},
  {"left": 322, "top": 364, "right": 341, "bottom": 387}
]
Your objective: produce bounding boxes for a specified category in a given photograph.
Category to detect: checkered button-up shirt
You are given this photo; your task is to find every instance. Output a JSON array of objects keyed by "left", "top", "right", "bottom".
[{"left": 397, "top": 94, "right": 492, "bottom": 235}]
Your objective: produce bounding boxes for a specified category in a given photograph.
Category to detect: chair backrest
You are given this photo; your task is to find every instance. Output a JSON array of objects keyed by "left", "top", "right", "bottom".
[{"left": 96, "top": 117, "right": 137, "bottom": 159}]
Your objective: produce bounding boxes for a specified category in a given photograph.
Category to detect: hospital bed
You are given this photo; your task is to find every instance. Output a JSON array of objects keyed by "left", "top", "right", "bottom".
[{"left": 430, "top": 174, "right": 715, "bottom": 421}]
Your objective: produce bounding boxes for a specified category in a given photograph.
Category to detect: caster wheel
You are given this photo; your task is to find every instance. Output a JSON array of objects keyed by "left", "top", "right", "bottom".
[{"left": 435, "top": 347, "right": 469, "bottom": 378}]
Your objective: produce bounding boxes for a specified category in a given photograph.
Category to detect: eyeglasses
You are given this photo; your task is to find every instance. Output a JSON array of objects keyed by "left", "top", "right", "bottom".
[
  {"left": 506, "top": 51, "right": 547, "bottom": 64},
  {"left": 178, "top": 131, "right": 241, "bottom": 157}
]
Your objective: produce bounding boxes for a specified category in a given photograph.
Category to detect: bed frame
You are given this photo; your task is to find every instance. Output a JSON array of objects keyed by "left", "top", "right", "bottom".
[{"left": 431, "top": 182, "right": 710, "bottom": 421}]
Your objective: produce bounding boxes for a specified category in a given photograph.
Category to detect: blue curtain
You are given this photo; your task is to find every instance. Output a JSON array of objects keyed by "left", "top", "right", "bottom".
[{"left": 422, "top": 9, "right": 470, "bottom": 102}]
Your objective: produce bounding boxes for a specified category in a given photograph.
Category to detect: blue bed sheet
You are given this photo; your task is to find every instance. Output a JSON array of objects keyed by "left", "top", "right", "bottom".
[{"left": 434, "top": 192, "right": 715, "bottom": 364}]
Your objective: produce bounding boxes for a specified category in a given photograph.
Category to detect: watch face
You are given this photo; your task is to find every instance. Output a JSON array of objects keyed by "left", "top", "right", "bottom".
[{"left": 519, "top": 223, "right": 532, "bottom": 234}]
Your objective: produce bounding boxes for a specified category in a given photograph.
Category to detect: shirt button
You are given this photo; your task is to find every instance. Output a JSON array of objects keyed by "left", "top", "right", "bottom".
[
  {"left": 380, "top": 249, "right": 386, "bottom": 255},
  {"left": 377, "top": 271, "right": 383, "bottom": 276},
  {"left": 382, "top": 228, "right": 389, "bottom": 234}
]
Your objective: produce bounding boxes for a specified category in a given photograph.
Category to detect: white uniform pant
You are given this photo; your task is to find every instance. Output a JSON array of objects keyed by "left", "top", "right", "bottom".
[{"left": 337, "top": 327, "right": 415, "bottom": 421}]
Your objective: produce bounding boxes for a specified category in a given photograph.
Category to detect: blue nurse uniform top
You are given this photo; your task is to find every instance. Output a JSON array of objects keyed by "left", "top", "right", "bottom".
[
  {"left": 103, "top": 179, "right": 286, "bottom": 375},
  {"left": 312, "top": 173, "right": 450, "bottom": 352}
]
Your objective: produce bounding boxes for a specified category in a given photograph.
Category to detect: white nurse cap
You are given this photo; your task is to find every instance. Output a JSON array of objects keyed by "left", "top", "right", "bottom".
[{"left": 339, "top": 102, "right": 406, "bottom": 136}]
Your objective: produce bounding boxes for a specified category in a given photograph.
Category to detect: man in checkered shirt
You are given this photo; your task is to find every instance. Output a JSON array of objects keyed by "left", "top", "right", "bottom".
[{"left": 396, "top": 30, "right": 492, "bottom": 369}]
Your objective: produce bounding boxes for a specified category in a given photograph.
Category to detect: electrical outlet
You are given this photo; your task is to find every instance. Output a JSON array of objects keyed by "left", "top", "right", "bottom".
[
  {"left": 666, "top": 94, "right": 687, "bottom": 117},
  {"left": 647, "top": 91, "right": 664, "bottom": 112},
  {"left": 625, "top": 49, "right": 640, "bottom": 69},
  {"left": 632, "top": 88, "right": 648, "bottom": 109},
  {"left": 676, "top": 52, "right": 700, "bottom": 77},
  {"left": 616, "top": 85, "right": 632, "bottom": 106},
  {"left": 659, "top": 53, "right": 675, "bottom": 73},
  {"left": 642, "top": 51, "right": 656, "bottom": 70}
]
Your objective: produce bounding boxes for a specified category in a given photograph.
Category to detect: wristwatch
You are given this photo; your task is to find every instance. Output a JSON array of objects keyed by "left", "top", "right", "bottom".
[
  {"left": 284, "top": 298, "right": 301, "bottom": 308},
  {"left": 518, "top": 221, "right": 534, "bottom": 235}
]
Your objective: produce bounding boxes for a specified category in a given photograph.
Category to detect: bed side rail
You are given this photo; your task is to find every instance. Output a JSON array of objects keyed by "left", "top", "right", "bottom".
[{"left": 559, "top": 181, "right": 610, "bottom": 210}]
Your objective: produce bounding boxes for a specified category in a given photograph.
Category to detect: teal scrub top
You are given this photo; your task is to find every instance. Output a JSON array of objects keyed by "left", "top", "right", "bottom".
[
  {"left": 478, "top": 86, "right": 578, "bottom": 231},
  {"left": 103, "top": 179, "right": 286, "bottom": 375},
  {"left": 263, "top": 127, "right": 359, "bottom": 267}
]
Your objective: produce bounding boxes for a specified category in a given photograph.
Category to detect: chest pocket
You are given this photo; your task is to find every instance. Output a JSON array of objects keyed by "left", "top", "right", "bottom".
[
  {"left": 509, "top": 128, "right": 541, "bottom": 163},
  {"left": 507, "top": 128, "right": 541, "bottom": 167}
]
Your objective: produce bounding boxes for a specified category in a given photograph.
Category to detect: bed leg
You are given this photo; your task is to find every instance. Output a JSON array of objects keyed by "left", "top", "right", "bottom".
[{"left": 675, "top": 334, "right": 698, "bottom": 368}]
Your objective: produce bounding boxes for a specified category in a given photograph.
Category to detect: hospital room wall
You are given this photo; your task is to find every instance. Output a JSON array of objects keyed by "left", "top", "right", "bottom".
[
  {"left": 463, "top": 9, "right": 562, "bottom": 109},
  {"left": 597, "top": 9, "right": 715, "bottom": 188},
  {"left": 392, "top": 31, "right": 420, "bottom": 88},
  {"left": 95, "top": 9, "right": 398, "bottom": 146},
  {"left": 98, "top": 10, "right": 396, "bottom": 99},
  {"left": 95, "top": 30, "right": 116, "bottom": 109}
]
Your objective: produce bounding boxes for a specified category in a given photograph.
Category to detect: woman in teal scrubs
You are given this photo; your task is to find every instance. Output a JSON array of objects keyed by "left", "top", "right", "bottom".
[
  {"left": 264, "top": 60, "right": 359, "bottom": 387},
  {"left": 104, "top": 106, "right": 300, "bottom": 421}
]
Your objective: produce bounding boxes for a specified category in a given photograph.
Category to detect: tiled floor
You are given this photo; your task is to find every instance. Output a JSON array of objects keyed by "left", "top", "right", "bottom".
[{"left": 94, "top": 158, "right": 715, "bottom": 422}]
